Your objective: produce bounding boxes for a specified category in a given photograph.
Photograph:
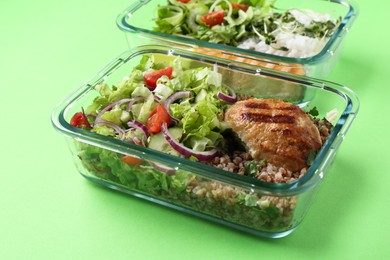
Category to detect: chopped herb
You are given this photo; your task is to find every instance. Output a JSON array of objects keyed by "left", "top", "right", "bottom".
[
  {"left": 309, "top": 106, "right": 319, "bottom": 117},
  {"left": 244, "top": 160, "right": 265, "bottom": 178}
]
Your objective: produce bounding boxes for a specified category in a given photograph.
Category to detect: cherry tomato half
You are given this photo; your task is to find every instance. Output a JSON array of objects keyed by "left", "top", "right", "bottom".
[
  {"left": 201, "top": 10, "right": 225, "bottom": 27},
  {"left": 146, "top": 104, "right": 171, "bottom": 134},
  {"left": 70, "top": 112, "right": 91, "bottom": 129},
  {"left": 178, "top": 0, "right": 191, "bottom": 3},
  {"left": 121, "top": 155, "right": 143, "bottom": 165},
  {"left": 232, "top": 3, "right": 249, "bottom": 12},
  {"left": 143, "top": 67, "right": 173, "bottom": 90}
]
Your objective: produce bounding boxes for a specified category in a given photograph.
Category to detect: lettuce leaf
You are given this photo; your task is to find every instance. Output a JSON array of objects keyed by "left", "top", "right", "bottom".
[
  {"left": 153, "top": 0, "right": 277, "bottom": 46},
  {"left": 76, "top": 143, "right": 195, "bottom": 194},
  {"left": 154, "top": 5, "right": 186, "bottom": 34}
]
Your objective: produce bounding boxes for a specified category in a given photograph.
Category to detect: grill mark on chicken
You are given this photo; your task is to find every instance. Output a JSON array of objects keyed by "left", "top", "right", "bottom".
[
  {"left": 241, "top": 113, "right": 295, "bottom": 124},
  {"left": 244, "top": 102, "right": 270, "bottom": 109},
  {"left": 244, "top": 102, "right": 298, "bottom": 111}
]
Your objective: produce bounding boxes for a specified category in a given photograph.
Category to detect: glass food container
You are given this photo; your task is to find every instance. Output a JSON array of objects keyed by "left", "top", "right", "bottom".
[
  {"left": 52, "top": 45, "right": 359, "bottom": 238},
  {"left": 116, "top": 0, "right": 358, "bottom": 78}
]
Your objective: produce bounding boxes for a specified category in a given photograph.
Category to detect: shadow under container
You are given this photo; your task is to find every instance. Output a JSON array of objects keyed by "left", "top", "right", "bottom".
[
  {"left": 116, "top": 0, "right": 358, "bottom": 78},
  {"left": 52, "top": 45, "right": 359, "bottom": 238}
]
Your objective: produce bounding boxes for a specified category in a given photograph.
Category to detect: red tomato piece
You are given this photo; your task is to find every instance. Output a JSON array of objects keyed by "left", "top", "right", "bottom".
[
  {"left": 70, "top": 112, "right": 91, "bottom": 129},
  {"left": 143, "top": 67, "right": 173, "bottom": 90},
  {"left": 201, "top": 10, "right": 225, "bottom": 27},
  {"left": 232, "top": 3, "right": 249, "bottom": 12},
  {"left": 121, "top": 155, "right": 143, "bottom": 165},
  {"left": 146, "top": 104, "right": 171, "bottom": 134},
  {"left": 178, "top": 0, "right": 191, "bottom": 3}
]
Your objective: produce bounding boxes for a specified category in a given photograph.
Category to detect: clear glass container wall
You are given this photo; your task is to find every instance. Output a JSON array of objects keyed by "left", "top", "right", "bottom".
[{"left": 52, "top": 45, "right": 359, "bottom": 238}]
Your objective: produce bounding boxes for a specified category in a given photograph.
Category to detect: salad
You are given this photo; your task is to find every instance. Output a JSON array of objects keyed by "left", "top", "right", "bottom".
[
  {"left": 154, "top": 0, "right": 341, "bottom": 58},
  {"left": 69, "top": 55, "right": 333, "bottom": 233},
  {"left": 78, "top": 55, "right": 233, "bottom": 161}
]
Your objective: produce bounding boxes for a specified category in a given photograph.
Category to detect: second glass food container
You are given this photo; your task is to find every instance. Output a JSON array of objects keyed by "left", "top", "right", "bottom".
[{"left": 116, "top": 0, "right": 358, "bottom": 78}]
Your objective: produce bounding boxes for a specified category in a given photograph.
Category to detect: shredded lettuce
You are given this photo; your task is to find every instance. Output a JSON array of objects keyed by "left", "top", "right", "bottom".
[
  {"left": 136, "top": 94, "right": 156, "bottom": 124},
  {"left": 100, "top": 108, "right": 123, "bottom": 126},
  {"left": 154, "top": 0, "right": 340, "bottom": 49},
  {"left": 91, "top": 125, "right": 116, "bottom": 137},
  {"left": 155, "top": 5, "right": 186, "bottom": 34},
  {"left": 85, "top": 55, "right": 231, "bottom": 153},
  {"left": 154, "top": 0, "right": 269, "bottom": 46},
  {"left": 131, "top": 85, "right": 152, "bottom": 98},
  {"left": 154, "top": 82, "right": 174, "bottom": 102},
  {"left": 169, "top": 98, "right": 192, "bottom": 119},
  {"left": 76, "top": 142, "right": 195, "bottom": 194}
]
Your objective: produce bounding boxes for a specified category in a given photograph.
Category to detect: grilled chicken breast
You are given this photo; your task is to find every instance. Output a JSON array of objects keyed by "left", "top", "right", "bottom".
[{"left": 225, "top": 98, "right": 322, "bottom": 172}]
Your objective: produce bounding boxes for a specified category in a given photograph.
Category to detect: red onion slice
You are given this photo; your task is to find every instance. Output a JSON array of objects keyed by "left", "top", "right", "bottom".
[
  {"left": 150, "top": 162, "right": 176, "bottom": 175},
  {"left": 92, "top": 97, "right": 145, "bottom": 140},
  {"left": 127, "top": 120, "right": 150, "bottom": 139},
  {"left": 92, "top": 98, "right": 140, "bottom": 140},
  {"left": 85, "top": 113, "right": 96, "bottom": 121},
  {"left": 161, "top": 123, "right": 219, "bottom": 161},
  {"left": 94, "top": 120, "right": 126, "bottom": 140},
  {"left": 126, "top": 96, "right": 144, "bottom": 111},
  {"left": 95, "top": 98, "right": 134, "bottom": 124},
  {"left": 124, "top": 131, "right": 145, "bottom": 146},
  {"left": 217, "top": 87, "right": 237, "bottom": 103},
  {"left": 153, "top": 94, "right": 162, "bottom": 103},
  {"left": 163, "top": 91, "right": 191, "bottom": 125}
]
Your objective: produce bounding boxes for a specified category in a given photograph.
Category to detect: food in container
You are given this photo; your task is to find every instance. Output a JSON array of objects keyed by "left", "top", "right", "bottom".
[
  {"left": 117, "top": 0, "right": 358, "bottom": 77},
  {"left": 154, "top": 0, "right": 340, "bottom": 58},
  {"left": 52, "top": 45, "right": 359, "bottom": 238}
]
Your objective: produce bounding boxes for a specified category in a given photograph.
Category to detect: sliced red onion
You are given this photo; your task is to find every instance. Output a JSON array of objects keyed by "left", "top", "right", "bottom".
[
  {"left": 127, "top": 120, "right": 150, "bottom": 139},
  {"left": 123, "top": 128, "right": 146, "bottom": 146},
  {"left": 92, "top": 98, "right": 149, "bottom": 141},
  {"left": 85, "top": 113, "right": 97, "bottom": 123},
  {"left": 94, "top": 120, "right": 126, "bottom": 140},
  {"left": 95, "top": 98, "right": 134, "bottom": 124},
  {"left": 163, "top": 91, "right": 191, "bottom": 125},
  {"left": 217, "top": 87, "right": 237, "bottom": 103},
  {"left": 132, "top": 136, "right": 144, "bottom": 146},
  {"left": 150, "top": 162, "right": 176, "bottom": 175},
  {"left": 92, "top": 98, "right": 140, "bottom": 140},
  {"left": 161, "top": 123, "right": 219, "bottom": 161},
  {"left": 153, "top": 94, "right": 162, "bottom": 103},
  {"left": 126, "top": 96, "right": 144, "bottom": 111}
]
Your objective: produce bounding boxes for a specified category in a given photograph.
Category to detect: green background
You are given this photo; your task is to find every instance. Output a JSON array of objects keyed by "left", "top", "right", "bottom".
[{"left": 1, "top": 0, "right": 389, "bottom": 259}]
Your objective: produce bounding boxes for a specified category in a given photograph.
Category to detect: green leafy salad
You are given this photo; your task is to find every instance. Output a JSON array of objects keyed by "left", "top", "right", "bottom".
[
  {"left": 154, "top": 0, "right": 341, "bottom": 58},
  {"left": 155, "top": 0, "right": 274, "bottom": 46},
  {"left": 75, "top": 55, "right": 233, "bottom": 158},
  {"left": 70, "top": 54, "right": 234, "bottom": 196}
]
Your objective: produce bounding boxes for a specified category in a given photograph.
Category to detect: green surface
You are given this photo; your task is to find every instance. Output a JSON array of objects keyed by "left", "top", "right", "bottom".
[{"left": 1, "top": 0, "right": 389, "bottom": 259}]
